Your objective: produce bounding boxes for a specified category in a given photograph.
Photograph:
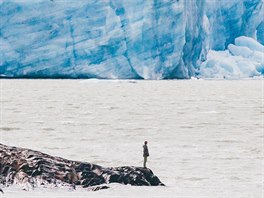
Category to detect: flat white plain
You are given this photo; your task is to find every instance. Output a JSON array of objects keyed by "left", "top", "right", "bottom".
[{"left": 0, "top": 79, "right": 263, "bottom": 198}]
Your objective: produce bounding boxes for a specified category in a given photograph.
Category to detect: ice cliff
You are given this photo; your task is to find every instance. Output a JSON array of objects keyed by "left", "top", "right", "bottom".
[{"left": 0, "top": 0, "right": 263, "bottom": 79}]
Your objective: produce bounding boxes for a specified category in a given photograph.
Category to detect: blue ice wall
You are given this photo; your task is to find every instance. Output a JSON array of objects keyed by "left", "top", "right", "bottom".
[
  {"left": 0, "top": 0, "right": 263, "bottom": 79},
  {"left": 206, "top": 0, "right": 264, "bottom": 50}
]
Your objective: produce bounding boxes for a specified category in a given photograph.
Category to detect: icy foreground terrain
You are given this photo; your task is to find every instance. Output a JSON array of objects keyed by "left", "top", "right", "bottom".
[
  {"left": 0, "top": 0, "right": 263, "bottom": 79},
  {"left": 0, "top": 79, "right": 263, "bottom": 197}
]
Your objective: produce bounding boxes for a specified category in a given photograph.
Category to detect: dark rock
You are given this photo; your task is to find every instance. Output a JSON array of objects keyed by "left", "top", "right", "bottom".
[
  {"left": 90, "top": 185, "right": 109, "bottom": 191},
  {"left": 0, "top": 143, "right": 164, "bottom": 191}
]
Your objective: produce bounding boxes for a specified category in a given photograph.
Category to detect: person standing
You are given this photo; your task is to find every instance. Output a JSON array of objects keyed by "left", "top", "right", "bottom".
[{"left": 143, "top": 141, "right": 149, "bottom": 168}]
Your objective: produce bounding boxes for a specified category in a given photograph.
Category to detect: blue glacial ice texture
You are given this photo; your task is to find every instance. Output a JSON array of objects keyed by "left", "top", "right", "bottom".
[
  {"left": 205, "top": 0, "right": 264, "bottom": 50},
  {"left": 0, "top": 0, "right": 263, "bottom": 79}
]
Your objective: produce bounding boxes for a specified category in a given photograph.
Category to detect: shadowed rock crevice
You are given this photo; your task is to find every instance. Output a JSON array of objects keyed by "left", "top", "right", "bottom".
[{"left": 0, "top": 143, "right": 164, "bottom": 191}]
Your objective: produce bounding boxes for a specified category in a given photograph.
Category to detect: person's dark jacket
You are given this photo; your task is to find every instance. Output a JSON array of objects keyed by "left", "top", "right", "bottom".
[{"left": 143, "top": 145, "right": 149, "bottom": 157}]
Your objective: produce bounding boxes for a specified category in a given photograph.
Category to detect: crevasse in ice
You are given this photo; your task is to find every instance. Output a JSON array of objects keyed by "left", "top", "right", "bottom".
[{"left": 0, "top": 0, "right": 263, "bottom": 79}]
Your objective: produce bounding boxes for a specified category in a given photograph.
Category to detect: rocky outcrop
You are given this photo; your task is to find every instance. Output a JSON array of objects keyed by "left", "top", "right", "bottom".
[{"left": 0, "top": 143, "right": 164, "bottom": 191}]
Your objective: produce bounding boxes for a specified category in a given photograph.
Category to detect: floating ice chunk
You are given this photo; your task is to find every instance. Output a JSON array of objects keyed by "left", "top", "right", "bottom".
[
  {"left": 228, "top": 44, "right": 253, "bottom": 58},
  {"left": 235, "top": 36, "right": 264, "bottom": 52},
  {"left": 228, "top": 44, "right": 264, "bottom": 62},
  {"left": 200, "top": 36, "right": 264, "bottom": 78},
  {"left": 201, "top": 52, "right": 259, "bottom": 78}
]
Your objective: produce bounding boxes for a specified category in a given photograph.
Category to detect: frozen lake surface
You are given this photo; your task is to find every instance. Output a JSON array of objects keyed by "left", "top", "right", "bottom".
[{"left": 0, "top": 79, "right": 263, "bottom": 198}]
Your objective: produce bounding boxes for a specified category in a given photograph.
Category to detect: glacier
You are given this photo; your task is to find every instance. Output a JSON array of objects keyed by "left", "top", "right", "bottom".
[{"left": 0, "top": 0, "right": 263, "bottom": 79}]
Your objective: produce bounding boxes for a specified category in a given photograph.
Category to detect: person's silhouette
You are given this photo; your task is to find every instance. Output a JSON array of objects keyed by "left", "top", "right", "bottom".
[{"left": 143, "top": 141, "right": 149, "bottom": 168}]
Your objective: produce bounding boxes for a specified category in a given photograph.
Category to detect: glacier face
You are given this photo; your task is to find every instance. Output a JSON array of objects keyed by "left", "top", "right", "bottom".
[{"left": 0, "top": 0, "right": 263, "bottom": 79}]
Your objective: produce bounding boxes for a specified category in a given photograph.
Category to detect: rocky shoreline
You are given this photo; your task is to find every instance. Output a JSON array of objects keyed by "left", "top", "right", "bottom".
[{"left": 0, "top": 143, "right": 164, "bottom": 192}]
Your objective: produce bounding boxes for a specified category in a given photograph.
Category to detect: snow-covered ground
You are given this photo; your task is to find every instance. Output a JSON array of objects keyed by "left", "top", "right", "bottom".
[{"left": 0, "top": 79, "right": 263, "bottom": 197}]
